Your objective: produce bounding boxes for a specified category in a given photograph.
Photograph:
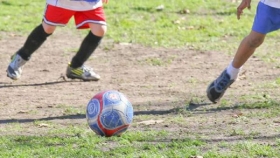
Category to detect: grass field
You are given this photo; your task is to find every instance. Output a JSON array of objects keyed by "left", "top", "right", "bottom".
[{"left": 1, "top": 0, "right": 280, "bottom": 158}]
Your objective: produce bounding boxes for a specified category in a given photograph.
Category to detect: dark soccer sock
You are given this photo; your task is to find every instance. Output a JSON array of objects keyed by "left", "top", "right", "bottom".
[
  {"left": 18, "top": 24, "right": 51, "bottom": 60},
  {"left": 70, "top": 31, "right": 103, "bottom": 68}
]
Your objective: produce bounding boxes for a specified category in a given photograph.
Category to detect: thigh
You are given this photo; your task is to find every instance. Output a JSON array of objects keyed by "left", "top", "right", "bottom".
[
  {"left": 43, "top": 4, "right": 75, "bottom": 27},
  {"left": 74, "top": 7, "right": 106, "bottom": 29},
  {"left": 252, "top": 2, "right": 280, "bottom": 34}
]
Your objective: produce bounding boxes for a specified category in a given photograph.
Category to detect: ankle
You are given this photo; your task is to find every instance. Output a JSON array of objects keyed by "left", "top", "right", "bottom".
[{"left": 226, "top": 62, "right": 241, "bottom": 80}]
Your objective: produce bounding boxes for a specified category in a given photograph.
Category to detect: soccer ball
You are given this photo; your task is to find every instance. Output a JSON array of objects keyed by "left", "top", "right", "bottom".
[{"left": 86, "top": 90, "right": 134, "bottom": 137}]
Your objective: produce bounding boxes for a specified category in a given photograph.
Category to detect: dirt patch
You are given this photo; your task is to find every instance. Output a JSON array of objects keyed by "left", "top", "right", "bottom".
[{"left": 1, "top": 30, "right": 280, "bottom": 145}]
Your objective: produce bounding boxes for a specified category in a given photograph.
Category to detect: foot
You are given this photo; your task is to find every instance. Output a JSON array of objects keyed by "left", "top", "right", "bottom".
[
  {"left": 7, "top": 54, "right": 27, "bottom": 80},
  {"left": 66, "top": 64, "right": 100, "bottom": 81},
  {"left": 206, "top": 70, "right": 235, "bottom": 103}
]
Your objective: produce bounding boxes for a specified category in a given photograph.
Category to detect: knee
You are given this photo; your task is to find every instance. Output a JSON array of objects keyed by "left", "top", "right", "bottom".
[
  {"left": 99, "top": 25, "right": 107, "bottom": 36},
  {"left": 42, "top": 22, "right": 56, "bottom": 34},
  {"left": 90, "top": 24, "right": 107, "bottom": 37},
  {"left": 246, "top": 34, "right": 265, "bottom": 48}
]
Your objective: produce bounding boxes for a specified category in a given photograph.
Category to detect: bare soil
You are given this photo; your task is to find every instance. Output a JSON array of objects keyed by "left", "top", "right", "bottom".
[{"left": 1, "top": 30, "right": 280, "bottom": 145}]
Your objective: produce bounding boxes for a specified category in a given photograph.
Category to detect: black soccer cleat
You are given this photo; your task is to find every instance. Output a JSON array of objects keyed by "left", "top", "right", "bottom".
[{"left": 206, "top": 69, "right": 235, "bottom": 103}]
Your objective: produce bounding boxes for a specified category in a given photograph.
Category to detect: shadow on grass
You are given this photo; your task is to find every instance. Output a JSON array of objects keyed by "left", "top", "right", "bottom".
[
  {"left": 0, "top": 107, "right": 184, "bottom": 124},
  {"left": 0, "top": 80, "right": 86, "bottom": 88},
  {"left": 134, "top": 107, "right": 184, "bottom": 115},
  {"left": 156, "top": 134, "right": 280, "bottom": 144},
  {"left": 0, "top": 99, "right": 279, "bottom": 124},
  {"left": 188, "top": 99, "right": 280, "bottom": 113},
  {"left": 201, "top": 134, "right": 280, "bottom": 143},
  {"left": 0, "top": 114, "right": 85, "bottom": 124}
]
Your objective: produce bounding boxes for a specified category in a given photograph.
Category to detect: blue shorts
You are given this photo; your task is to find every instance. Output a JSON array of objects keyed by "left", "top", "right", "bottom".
[{"left": 252, "top": 2, "right": 280, "bottom": 34}]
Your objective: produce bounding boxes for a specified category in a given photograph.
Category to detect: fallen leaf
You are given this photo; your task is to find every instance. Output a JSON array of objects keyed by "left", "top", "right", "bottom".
[
  {"left": 137, "top": 119, "right": 164, "bottom": 125},
  {"left": 18, "top": 110, "right": 29, "bottom": 114},
  {"left": 38, "top": 123, "right": 50, "bottom": 127},
  {"left": 232, "top": 112, "right": 243, "bottom": 118}
]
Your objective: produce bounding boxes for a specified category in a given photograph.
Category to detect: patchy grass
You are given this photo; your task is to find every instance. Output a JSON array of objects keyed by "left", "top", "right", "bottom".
[{"left": 1, "top": 0, "right": 280, "bottom": 157}]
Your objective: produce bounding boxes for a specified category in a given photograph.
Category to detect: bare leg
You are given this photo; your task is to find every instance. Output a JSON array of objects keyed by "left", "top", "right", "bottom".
[
  {"left": 232, "top": 30, "right": 266, "bottom": 68},
  {"left": 42, "top": 21, "right": 56, "bottom": 34},
  {"left": 206, "top": 30, "right": 266, "bottom": 103},
  {"left": 89, "top": 23, "right": 107, "bottom": 37}
]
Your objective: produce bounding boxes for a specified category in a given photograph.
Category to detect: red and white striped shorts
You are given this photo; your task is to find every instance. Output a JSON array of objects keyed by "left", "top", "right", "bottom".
[{"left": 43, "top": 4, "right": 106, "bottom": 29}]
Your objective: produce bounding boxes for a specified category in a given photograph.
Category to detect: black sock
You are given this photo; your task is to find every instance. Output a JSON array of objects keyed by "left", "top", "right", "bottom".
[
  {"left": 70, "top": 31, "right": 103, "bottom": 68},
  {"left": 18, "top": 24, "right": 51, "bottom": 60}
]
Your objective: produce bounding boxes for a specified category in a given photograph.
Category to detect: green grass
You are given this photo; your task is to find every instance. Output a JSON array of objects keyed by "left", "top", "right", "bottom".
[
  {"left": 0, "top": 127, "right": 205, "bottom": 158},
  {"left": 1, "top": 128, "right": 279, "bottom": 157},
  {"left": 1, "top": 0, "right": 279, "bottom": 56},
  {"left": 2, "top": 0, "right": 280, "bottom": 157},
  {"left": 0, "top": 0, "right": 261, "bottom": 47}
]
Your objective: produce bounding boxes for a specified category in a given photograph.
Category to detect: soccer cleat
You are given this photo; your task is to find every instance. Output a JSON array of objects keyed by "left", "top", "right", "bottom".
[
  {"left": 206, "top": 69, "right": 235, "bottom": 103},
  {"left": 66, "top": 64, "right": 100, "bottom": 81},
  {"left": 7, "top": 54, "right": 27, "bottom": 80}
]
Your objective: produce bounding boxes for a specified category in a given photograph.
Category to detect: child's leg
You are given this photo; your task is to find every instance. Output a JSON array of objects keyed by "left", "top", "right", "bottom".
[
  {"left": 206, "top": 2, "right": 280, "bottom": 103},
  {"left": 66, "top": 7, "right": 106, "bottom": 81},
  {"left": 224, "top": 31, "right": 266, "bottom": 81},
  {"left": 6, "top": 22, "right": 53, "bottom": 80},
  {"left": 69, "top": 7, "right": 106, "bottom": 68},
  {"left": 232, "top": 30, "right": 265, "bottom": 69},
  {"left": 89, "top": 23, "right": 107, "bottom": 37},
  {"left": 70, "top": 23, "right": 107, "bottom": 68},
  {"left": 17, "top": 22, "right": 54, "bottom": 61},
  {"left": 42, "top": 21, "right": 57, "bottom": 34},
  {"left": 206, "top": 31, "right": 266, "bottom": 103},
  {"left": 7, "top": 4, "right": 74, "bottom": 80},
  {"left": 16, "top": 3, "right": 75, "bottom": 61}
]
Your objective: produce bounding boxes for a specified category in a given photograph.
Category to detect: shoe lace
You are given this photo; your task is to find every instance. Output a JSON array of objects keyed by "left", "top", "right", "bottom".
[
  {"left": 81, "top": 65, "right": 93, "bottom": 73},
  {"left": 216, "top": 72, "right": 231, "bottom": 91}
]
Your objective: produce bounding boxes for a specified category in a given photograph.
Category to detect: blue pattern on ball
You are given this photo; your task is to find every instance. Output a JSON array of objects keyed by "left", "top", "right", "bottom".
[
  {"left": 103, "top": 91, "right": 122, "bottom": 107},
  {"left": 101, "top": 110, "right": 123, "bottom": 129},
  {"left": 87, "top": 90, "right": 134, "bottom": 136},
  {"left": 87, "top": 99, "right": 100, "bottom": 119}
]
